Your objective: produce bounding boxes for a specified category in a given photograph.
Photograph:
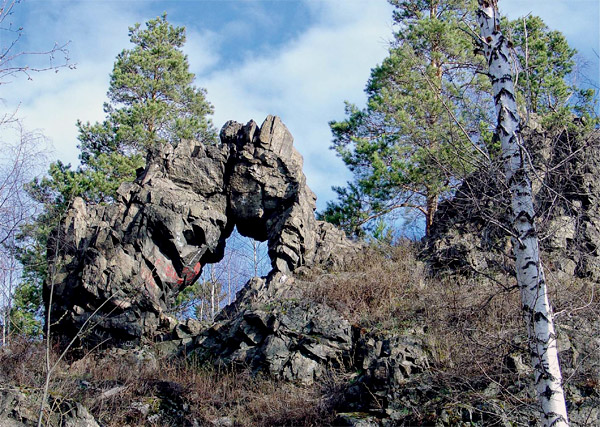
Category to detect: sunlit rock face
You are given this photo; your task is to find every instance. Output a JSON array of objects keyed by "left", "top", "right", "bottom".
[{"left": 46, "top": 115, "right": 359, "bottom": 348}]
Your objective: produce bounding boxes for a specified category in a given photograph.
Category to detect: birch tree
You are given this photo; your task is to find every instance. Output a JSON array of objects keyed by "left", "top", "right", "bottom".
[
  {"left": 0, "top": 124, "right": 48, "bottom": 343},
  {"left": 477, "top": 1, "right": 568, "bottom": 425},
  {"left": 0, "top": 0, "right": 71, "bottom": 84}
]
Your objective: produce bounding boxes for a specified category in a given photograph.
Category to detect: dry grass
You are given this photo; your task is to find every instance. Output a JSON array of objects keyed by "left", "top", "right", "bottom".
[
  {"left": 0, "top": 338, "right": 340, "bottom": 426},
  {"left": 307, "top": 241, "right": 599, "bottom": 383},
  {"left": 307, "top": 243, "right": 521, "bottom": 375},
  {"left": 2, "top": 241, "right": 597, "bottom": 425}
]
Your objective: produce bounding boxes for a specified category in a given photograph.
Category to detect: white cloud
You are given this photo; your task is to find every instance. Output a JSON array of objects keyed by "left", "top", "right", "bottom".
[
  {"left": 192, "top": 0, "right": 394, "bottom": 208},
  {"left": 2, "top": 1, "right": 142, "bottom": 165},
  {"left": 9, "top": 63, "right": 110, "bottom": 166},
  {"left": 4, "top": 0, "right": 596, "bottom": 213},
  {"left": 184, "top": 29, "right": 221, "bottom": 74}
]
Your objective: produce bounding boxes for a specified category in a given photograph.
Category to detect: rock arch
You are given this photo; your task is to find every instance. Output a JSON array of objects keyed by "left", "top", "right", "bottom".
[{"left": 47, "top": 116, "right": 356, "bottom": 347}]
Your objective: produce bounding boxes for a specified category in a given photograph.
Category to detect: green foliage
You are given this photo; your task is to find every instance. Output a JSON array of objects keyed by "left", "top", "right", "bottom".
[
  {"left": 78, "top": 13, "right": 216, "bottom": 160},
  {"left": 371, "top": 218, "right": 395, "bottom": 245},
  {"left": 26, "top": 156, "right": 144, "bottom": 208},
  {"left": 323, "top": 0, "right": 492, "bottom": 237},
  {"left": 318, "top": 181, "right": 369, "bottom": 238},
  {"left": 505, "top": 16, "right": 576, "bottom": 117},
  {"left": 504, "top": 15, "right": 598, "bottom": 133},
  {"left": 322, "top": 2, "right": 595, "bottom": 239},
  {"left": 9, "top": 280, "right": 42, "bottom": 338},
  {"left": 35, "top": 13, "right": 217, "bottom": 207}
]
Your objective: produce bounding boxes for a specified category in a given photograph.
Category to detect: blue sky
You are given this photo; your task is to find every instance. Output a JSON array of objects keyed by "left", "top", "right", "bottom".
[{"left": 2, "top": 0, "right": 599, "bottom": 211}]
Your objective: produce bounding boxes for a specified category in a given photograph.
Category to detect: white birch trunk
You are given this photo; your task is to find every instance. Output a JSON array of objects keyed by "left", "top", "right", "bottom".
[
  {"left": 210, "top": 283, "right": 215, "bottom": 320},
  {"left": 227, "top": 266, "right": 232, "bottom": 306},
  {"left": 253, "top": 240, "right": 258, "bottom": 277},
  {"left": 210, "top": 266, "right": 216, "bottom": 320},
  {"left": 2, "top": 310, "right": 6, "bottom": 346},
  {"left": 477, "top": 2, "right": 569, "bottom": 425}
]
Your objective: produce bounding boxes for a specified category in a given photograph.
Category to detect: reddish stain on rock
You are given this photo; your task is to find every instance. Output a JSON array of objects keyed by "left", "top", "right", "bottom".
[{"left": 178, "top": 262, "right": 201, "bottom": 286}]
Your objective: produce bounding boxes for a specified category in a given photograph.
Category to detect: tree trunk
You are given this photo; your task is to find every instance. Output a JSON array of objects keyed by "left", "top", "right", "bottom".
[
  {"left": 425, "top": 193, "right": 438, "bottom": 237},
  {"left": 210, "top": 266, "right": 216, "bottom": 321},
  {"left": 227, "top": 266, "right": 232, "bottom": 306},
  {"left": 253, "top": 239, "right": 258, "bottom": 277},
  {"left": 477, "top": 2, "right": 568, "bottom": 426},
  {"left": 2, "top": 310, "right": 6, "bottom": 346},
  {"left": 210, "top": 283, "right": 215, "bottom": 320}
]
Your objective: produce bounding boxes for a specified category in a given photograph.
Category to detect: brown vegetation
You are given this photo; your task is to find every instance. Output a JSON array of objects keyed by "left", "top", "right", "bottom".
[
  {"left": 1, "top": 338, "right": 341, "bottom": 426},
  {"left": 2, "top": 241, "right": 598, "bottom": 425},
  {"left": 307, "top": 241, "right": 599, "bottom": 392}
]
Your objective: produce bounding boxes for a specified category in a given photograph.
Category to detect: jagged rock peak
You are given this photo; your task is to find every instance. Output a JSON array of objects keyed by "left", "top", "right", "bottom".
[{"left": 46, "top": 115, "right": 361, "bottom": 348}]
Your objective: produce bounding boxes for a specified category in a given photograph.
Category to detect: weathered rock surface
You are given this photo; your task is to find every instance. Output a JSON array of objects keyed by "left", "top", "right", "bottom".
[
  {"left": 175, "top": 266, "right": 438, "bottom": 400},
  {"left": 189, "top": 273, "right": 355, "bottom": 385},
  {"left": 426, "top": 121, "right": 600, "bottom": 280},
  {"left": 47, "top": 115, "right": 360, "bottom": 348},
  {"left": 0, "top": 388, "right": 99, "bottom": 427}
]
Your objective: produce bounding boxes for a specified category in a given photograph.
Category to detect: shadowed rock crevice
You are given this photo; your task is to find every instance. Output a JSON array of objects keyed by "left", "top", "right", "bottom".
[{"left": 47, "top": 115, "right": 360, "bottom": 348}]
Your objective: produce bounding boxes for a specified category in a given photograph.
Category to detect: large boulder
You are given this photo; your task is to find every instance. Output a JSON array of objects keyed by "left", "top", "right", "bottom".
[
  {"left": 189, "top": 273, "right": 355, "bottom": 385},
  {"left": 46, "top": 115, "right": 360, "bottom": 348}
]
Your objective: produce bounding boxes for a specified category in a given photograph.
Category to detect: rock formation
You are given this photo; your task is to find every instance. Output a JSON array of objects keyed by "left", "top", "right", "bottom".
[
  {"left": 37, "top": 114, "right": 600, "bottom": 426},
  {"left": 426, "top": 120, "right": 600, "bottom": 280},
  {"left": 46, "top": 115, "right": 359, "bottom": 348},
  {"left": 186, "top": 274, "right": 354, "bottom": 385},
  {"left": 180, "top": 270, "right": 430, "bottom": 387}
]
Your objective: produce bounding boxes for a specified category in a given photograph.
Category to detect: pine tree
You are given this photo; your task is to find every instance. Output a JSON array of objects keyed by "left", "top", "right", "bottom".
[
  {"left": 16, "top": 14, "right": 216, "bottom": 329},
  {"left": 321, "top": 0, "right": 492, "bottom": 237},
  {"left": 25, "top": 13, "right": 217, "bottom": 208},
  {"left": 505, "top": 16, "right": 575, "bottom": 117},
  {"left": 78, "top": 13, "right": 216, "bottom": 163},
  {"left": 505, "top": 15, "right": 597, "bottom": 131}
]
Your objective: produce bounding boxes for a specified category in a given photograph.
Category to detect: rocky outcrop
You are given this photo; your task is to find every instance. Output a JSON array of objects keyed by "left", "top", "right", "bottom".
[
  {"left": 425, "top": 121, "right": 600, "bottom": 280},
  {"left": 180, "top": 267, "right": 433, "bottom": 392},
  {"left": 187, "top": 273, "right": 354, "bottom": 385},
  {"left": 47, "top": 115, "right": 360, "bottom": 348}
]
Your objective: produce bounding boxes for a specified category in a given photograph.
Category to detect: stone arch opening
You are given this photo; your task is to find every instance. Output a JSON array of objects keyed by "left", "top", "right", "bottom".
[{"left": 174, "top": 227, "right": 269, "bottom": 322}]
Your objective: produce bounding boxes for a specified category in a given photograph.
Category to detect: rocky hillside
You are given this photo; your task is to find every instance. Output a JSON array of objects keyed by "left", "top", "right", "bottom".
[
  {"left": 2, "top": 242, "right": 598, "bottom": 425},
  {"left": 2, "top": 117, "right": 598, "bottom": 426},
  {"left": 426, "top": 119, "right": 600, "bottom": 281}
]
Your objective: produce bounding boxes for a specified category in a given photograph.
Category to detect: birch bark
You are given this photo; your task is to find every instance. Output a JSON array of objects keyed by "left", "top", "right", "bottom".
[{"left": 477, "top": 2, "right": 569, "bottom": 425}]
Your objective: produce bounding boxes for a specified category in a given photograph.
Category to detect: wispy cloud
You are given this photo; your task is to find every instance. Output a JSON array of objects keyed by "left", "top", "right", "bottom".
[
  {"left": 184, "top": 29, "right": 221, "bottom": 75},
  {"left": 3, "top": 1, "right": 142, "bottom": 165}
]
